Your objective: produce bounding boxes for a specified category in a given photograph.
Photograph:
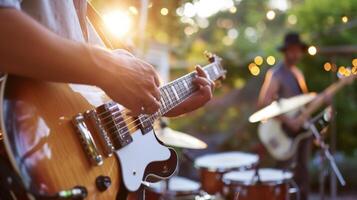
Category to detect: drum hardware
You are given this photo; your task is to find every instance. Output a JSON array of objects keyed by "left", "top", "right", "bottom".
[
  {"left": 304, "top": 107, "right": 345, "bottom": 186},
  {"left": 302, "top": 107, "right": 346, "bottom": 200}
]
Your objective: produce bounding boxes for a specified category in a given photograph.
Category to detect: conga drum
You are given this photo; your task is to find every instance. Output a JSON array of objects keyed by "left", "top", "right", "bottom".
[
  {"left": 222, "top": 168, "right": 293, "bottom": 200},
  {"left": 194, "top": 152, "right": 258, "bottom": 195},
  {"left": 144, "top": 176, "right": 213, "bottom": 200}
]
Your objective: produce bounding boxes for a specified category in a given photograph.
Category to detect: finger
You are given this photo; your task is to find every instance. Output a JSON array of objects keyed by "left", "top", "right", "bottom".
[
  {"left": 153, "top": 72, "right": 161, "bottom": 87},
  {"left": 199, "top": 85, "right": 213, "bottom": 100},
  {"left": 143, "top": 95, "right": 160, "bottom": 114},
  {"left": 142, "top": 61, "right": 161, "bottom": 87},
  {"left": 150, "top": 86, "right": 161, "bottom": 103},
  {"left": 193, "top": 76, "right": 211, "bottom": 88},
  {"left": 127, "top": 106, "right": 142, "bottom": 117},
  {"left": 209, "top": 79, "right": 215, "bottom": 91},
  {"left": 195, "top": 65, "right": 208, "bottom": 78}
]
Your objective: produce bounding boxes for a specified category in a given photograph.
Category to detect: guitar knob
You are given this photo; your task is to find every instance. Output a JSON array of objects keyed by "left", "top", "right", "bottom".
[{"left": 96, "top": 175, "right": 111, "bottom": 191}]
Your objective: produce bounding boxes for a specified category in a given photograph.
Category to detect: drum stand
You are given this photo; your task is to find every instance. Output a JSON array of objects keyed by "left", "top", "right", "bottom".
[{"left": 304, "top": 109, "right": 346, "bottom": 200}]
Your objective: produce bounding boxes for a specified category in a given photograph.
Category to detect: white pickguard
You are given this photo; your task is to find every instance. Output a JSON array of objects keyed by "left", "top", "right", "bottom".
[
  {"left": 258, "top": 111, "right": 311, "bottom": 161},
  {"left": 115, "top": 129, "right": 171, "bottom": 191}
]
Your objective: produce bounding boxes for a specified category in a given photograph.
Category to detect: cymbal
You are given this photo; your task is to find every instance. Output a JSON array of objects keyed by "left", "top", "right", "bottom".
[
  {"left": 249, "top": 93, "right": 317, "bottom": 123},
  {"left": 155, "top": 127, "right": 207, "bottom": 149}
]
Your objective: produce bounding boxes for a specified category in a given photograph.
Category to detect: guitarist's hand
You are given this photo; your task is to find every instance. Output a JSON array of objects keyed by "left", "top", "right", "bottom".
[
  {"left": 281, "top": 115, "right": 305, "bottom": 136},
  {"left": 164, "top": 65, "right": 215, "bottom": 117},
  {"left": 93, "top": 48, "right": 161, "bottom": 116}
]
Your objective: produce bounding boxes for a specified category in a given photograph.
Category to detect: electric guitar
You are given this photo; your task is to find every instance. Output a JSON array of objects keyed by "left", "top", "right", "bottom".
[
  {"left": 258, "top": 73, "right": 356, "bottom": 161},
  {"left": 0, "top": 54, "right": 226, "bottom": 199}
]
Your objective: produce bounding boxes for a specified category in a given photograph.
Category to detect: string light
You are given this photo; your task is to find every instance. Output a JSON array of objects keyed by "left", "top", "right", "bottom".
[
  {"left": 266, "top": 10, "right": 276, "bottom": 20},
  {"left": 352, "top": 58, "right": 357, "bottom": 67},
  {"left": 287, "top": 14, "right": 298, "bottom": 25},
  {"left": 160, "top": 8, "right": 169, "bottom": 16},
  {"left": 338, "top": 66, "right": 346, "bottom": 76},
  {"left": 248, "top": 63, "right": 257, "bottom": 70},
  {"left": 341, "top": 15, "right": 349, "bottom": 23},
  {"left": 308, "top": 46, "right": 317, "bottom": 56},
  {"left": 229, "top": 6, "right": 237, "bottom": 14},
  {"left": 250, "top": 65, "right": 260, "bottom": 76},
  {"left": 324, "top": 62, "right": 332, "bottom": 71},
  {"left": 344, "top": 68, "right": 351, "bottom": 77},
  {"left": 352, "top": 66, "right": 357, "bottom": 75},
  {"left": 266, "top": 56, "right": 276, "bottom": 65},
  {"left": 254, "top": 56, "right": 264, "bottom": 65}
]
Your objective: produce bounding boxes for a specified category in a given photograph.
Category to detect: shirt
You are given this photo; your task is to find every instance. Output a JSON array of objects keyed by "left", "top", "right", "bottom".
[
  {"left": 270, "top": 62, "right": 305, "bottom": 98},
  {"left": 0, "top": 0, "right": 104, "bottom": 45}
]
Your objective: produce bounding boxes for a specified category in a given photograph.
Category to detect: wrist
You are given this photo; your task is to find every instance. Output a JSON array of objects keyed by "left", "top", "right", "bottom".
[{"left": 83, "top": 44, "right": 116, "bottom": 89}]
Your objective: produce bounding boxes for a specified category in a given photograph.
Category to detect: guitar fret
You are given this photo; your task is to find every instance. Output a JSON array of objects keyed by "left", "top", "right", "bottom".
[{"left": 171, "top": 85, "right": 180, "bottom": 101}]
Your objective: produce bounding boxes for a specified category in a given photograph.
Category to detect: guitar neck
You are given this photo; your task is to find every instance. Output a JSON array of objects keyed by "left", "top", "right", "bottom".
[
  {"left": 300, "top": 78, "right": 350, "bottom": 118},
  {"left": 143, "top": 62, "right": 223, "bottom": 123}
]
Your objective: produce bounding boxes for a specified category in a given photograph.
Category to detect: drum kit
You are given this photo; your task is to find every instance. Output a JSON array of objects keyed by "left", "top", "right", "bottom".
[
  {"left": 145, "top": 93, "right": 346, "bottom": 200},
  {"left": 145, "top": 121, "right": 298, "bottom": 200}
]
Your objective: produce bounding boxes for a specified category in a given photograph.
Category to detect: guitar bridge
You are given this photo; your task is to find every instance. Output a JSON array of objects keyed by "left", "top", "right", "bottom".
[{"left": 73, "top": 114, "right": 103, "bottom": 166}]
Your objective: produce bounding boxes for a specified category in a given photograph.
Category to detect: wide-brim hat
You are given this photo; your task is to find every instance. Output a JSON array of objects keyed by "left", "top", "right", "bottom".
[{"left": 278, "top": 32, "right": 308, "bottom": 52}]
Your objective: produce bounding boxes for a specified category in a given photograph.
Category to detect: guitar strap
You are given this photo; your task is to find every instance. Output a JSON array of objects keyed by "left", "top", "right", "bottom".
[{"left": 291, "top": 67, "right": 309, "bottom": 94}]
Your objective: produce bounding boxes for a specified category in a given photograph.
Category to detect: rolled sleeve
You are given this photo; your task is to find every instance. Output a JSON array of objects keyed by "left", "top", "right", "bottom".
[{"left": 0, "top": 0, "right": 21, "bottom": 9}]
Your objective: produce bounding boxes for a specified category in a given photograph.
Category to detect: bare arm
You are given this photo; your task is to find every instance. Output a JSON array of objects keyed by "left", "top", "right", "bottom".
[
  {"left": 0, "top": 9, "right": 99, "bottom": 84},
  {"left": 258, "top": 69, "right": 279, "bottom": 108},
  {"left": 0, "top": 8, "right": 161, "bottom": 116}
]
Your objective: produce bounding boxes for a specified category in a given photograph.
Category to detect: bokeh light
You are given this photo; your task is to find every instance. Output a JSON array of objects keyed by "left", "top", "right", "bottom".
[
  {"left": 254, "top": 56, "right": 264, "bottom": 65},
  {"left": 103, "top": 10, "right": 132, "bottom": 38},
  {"left": 308, "top": 46, "right": 317, "bottom": 55},
  {"left": 338, "top": 66, "right": 346, "bottom": 76},
  {"left": 229, "top": 6, "right": 237, "bottom": 14},
  {"left": 248, "top": 63, "right": 257, "bottom": 70},
  {"left": 266, "top": 10, "right": 276, "bottom": 20},
  {"left": 160, "top": 8, "right": 169, "bottom": 16},
  {"left": 324, "top": 62, "right": 332, "bottom": 71},
  {"left": 266, "top": 56, "right": 276, "bottom": 65},
  {"left": 341, "top": 16, "right": 349, "bottom": 23},
  {"left": 344, "top": 68, "right": 351, "bottom": 77},
  {"left": 352, "top": 58, "right": 357, "bottom": 67},
  {"left": 352, "top": 66, "right": 357, "bottom": 75},
  {"left": 287, "top": 14, "right": 298, "bottom": 25},
  {"left": 250, "top": 65, "right": 260, "bottom": 76}
]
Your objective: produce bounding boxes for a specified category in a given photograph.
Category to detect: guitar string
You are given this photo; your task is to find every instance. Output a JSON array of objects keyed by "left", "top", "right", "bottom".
[
  {"left": 96, "top": 62, "right": 217, "bottom": 119},
  {"left": 106, "top": 83, "right": 197, "bottom": 141},
  {"left": 98, "top": 74, "right": 197, "bottom": 128},
  {"left": 103, "top": 67, "right": 220, "bottom": 137},
  {"left": 97, "top": 65, "right": 219, "bottom": 129},
  {"left": 103, "top": 68, "right": 219, "bottom": 134}
]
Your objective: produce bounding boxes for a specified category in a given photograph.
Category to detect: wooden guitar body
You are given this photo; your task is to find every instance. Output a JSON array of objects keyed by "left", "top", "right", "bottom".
[{"left": 0, "top": 76, "right": 177, "bottom": 199}]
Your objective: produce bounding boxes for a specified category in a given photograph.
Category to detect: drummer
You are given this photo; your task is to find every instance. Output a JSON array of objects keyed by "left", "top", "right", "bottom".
[{"left": 258, "top": 32, "right": 311, "bottom": 200}]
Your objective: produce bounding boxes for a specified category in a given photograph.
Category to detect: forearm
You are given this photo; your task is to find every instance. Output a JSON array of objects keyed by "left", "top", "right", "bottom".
[{"left": 0, "top": 9, "right": 107, "bottom": 86}]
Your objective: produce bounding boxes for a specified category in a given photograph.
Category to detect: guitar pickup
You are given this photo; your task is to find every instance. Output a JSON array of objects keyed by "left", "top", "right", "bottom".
[
  {"left": 73, "top": 114, "right": 103, "bottom": 166},
  {"left": 84, "top": 110, "right": 114, "bottom": 157}
]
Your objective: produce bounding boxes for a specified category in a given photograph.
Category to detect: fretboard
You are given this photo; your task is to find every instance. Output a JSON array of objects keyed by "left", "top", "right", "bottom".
[{"left": 141, "top": 62, "right": 223, "bottom": 124}]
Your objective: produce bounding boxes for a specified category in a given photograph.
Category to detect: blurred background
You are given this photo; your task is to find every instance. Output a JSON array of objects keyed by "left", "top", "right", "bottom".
[{"left": 90, "top": 0, "right": 357, "bottom": 198}]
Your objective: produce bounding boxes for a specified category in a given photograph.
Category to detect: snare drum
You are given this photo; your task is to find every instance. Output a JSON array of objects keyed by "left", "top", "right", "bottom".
[
  {"left": 223, "top": 168, "right": 293, "bottom": 200},
  {"left": 194, "top": 152, "right": 258, "bottom": 194},
  {"left": 144, "top": 176, "right": 213, "bottom": 200}
]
